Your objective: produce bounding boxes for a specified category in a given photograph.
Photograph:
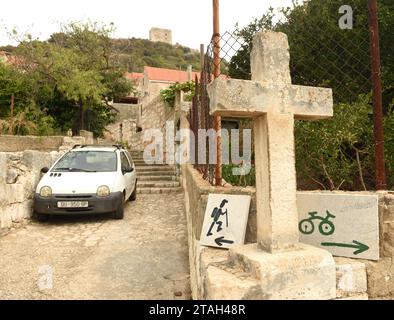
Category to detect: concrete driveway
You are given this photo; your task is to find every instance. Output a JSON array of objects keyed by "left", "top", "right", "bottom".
[{"left": 0, "top": 194, "right": 190, "bottom": 300}]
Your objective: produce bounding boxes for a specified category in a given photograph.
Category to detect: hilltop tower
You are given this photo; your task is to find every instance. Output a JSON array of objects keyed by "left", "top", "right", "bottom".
[{"left": 149, "top": 27, "right": 172, "bottom": 45}]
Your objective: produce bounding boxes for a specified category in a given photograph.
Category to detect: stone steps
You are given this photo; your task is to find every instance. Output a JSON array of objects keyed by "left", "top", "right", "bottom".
[
  {"left": 135, "top": 166, "right": 176, "bottom": 172},
  {"left": 138, "top": 175, "right": 179, "bottom": 182},
  {"left": 137, "top": 181, "right": 180, "bottom": 188},
  {"left": 131, "top": 150, "right": 181, "bottom": 194},
  {"left": 137, "top": 170, "right": 177, "bottom": 177},
  {"left": 137, "top": 187, "right": 183, "bottom": 194}
]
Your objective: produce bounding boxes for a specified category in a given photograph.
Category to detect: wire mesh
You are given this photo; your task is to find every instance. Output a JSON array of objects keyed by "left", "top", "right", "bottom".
[{"left": 192, "top": 1, "right": 378, "bottom": 186}]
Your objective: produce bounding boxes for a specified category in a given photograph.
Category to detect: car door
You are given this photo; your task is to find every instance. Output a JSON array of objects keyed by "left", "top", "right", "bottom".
[
  {"left": 125, "top": 151, "right": 137, "bottom": 189},
  {"left": 120, "top": 151, "right": 133, "bottom": 199}
]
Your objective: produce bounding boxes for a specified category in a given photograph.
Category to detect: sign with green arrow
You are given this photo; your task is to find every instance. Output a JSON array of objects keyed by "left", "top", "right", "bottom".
[
  {"left": 297, "top": 192, "right": 379, "bottom": 261},
  {"left": 321, "top": 241, "right": 370, "bottom": 256}
]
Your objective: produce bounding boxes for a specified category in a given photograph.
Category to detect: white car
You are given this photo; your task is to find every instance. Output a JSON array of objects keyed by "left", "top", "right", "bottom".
[{"left": 33, "top": 145, "right": 137, "bottom": 221}]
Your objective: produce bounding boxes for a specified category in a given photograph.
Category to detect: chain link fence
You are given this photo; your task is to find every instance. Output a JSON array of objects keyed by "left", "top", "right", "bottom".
[{"left": 190, "top": 0, "right": 392, "bottom": 189}]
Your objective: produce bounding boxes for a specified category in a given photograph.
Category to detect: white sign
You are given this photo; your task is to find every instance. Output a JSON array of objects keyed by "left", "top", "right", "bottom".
[
  {"left": 297, "top": 192, "right": 379, "bottom": 261},
  {"left": 200, "top": 194, "right": 251, "bottom": 249}
]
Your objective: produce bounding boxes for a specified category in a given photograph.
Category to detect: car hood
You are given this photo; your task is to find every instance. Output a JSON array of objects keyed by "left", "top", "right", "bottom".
[{"left": 36, "top": 172, "right": 117, "bottom": 195}]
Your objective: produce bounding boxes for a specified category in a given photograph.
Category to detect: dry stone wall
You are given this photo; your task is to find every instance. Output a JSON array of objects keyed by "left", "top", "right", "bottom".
[{"left": 0, "top": 136, "right": 87, "bottom": 233}]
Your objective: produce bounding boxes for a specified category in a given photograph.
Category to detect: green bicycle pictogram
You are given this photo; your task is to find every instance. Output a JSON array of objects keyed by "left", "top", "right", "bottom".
[{"left": 299, "top": 210, "right": 336, "bottom": 236}]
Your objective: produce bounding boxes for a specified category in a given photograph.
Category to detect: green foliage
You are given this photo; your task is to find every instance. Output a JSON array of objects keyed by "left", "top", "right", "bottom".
[
  {"left": 110, "top": 38, "right": 201, "bottom": 72},
  {"left": 296, "top": 95, "right": 375, "bottom": 190},
  {"left": 0, "top": 22, "right": 134, "bottom": 137},
  {"left": 229, "top": 0, "right": 393, "bottom": 104},
  {"left": 224, "top": 0, "right": 394, "bottom": 191},
  {"left": 222, "top": 164, "right": 256, "bottom": 187},
  {"left": 160, "top": 81, "right": 195, "bottom": 107}
]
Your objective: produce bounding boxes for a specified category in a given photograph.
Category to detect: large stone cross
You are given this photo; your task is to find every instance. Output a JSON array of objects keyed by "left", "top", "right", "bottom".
[{"left": 207, "top": 31, "right": 334, "bottom": 253}]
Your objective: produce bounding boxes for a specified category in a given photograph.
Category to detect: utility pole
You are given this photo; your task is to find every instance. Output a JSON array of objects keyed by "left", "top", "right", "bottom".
[
  {"left": 213, "top": 0, "right": 222, "bottom": 186},
  {"left": 368, "top": 0, "right": 386, "bottom": 190}
]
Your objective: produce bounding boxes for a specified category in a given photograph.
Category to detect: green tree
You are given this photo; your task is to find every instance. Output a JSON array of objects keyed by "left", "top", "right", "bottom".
[
  {"left": 11, "top": 22, "right": 133, "bottom": 137},
  {"left": 226, "top": 0, "right": 394, "bottom": 190},
  {"left": 229, "top": 0, "right": 393, "bottom": 104}
]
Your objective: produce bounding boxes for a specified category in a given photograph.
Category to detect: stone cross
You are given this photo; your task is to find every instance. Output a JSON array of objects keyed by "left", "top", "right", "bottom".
[{"left": 207, "top": 31, "right": 334, "bottom": 253}]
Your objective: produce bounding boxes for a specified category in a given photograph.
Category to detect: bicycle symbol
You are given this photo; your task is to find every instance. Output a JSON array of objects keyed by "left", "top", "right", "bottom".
[{"left": 299, "top": 210, "right": 336, "bottom": 236}]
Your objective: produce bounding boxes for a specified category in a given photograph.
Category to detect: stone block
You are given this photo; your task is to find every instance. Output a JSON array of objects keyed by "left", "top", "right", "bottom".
[
  {"left": 204, "top": 266, "right": 262, "bottom": 300},
  {"left": 335, "top": 257, "right": 367, "bottom": 298},
  {"left": 22, "top": 150, "right": 52, "bottom": 173},
  {"left": 5, "top": 168, "right": 18, "bottom": 184},
  {"left": 0, "top": 153, "right": 7, "bottom": 182},
  {"left": 336, "top": 293, "right": 368, "bottom": 300},
  {"left": 363, "top": 258, "right": 394, "bottom": 299},
  {"left": 228, "top": 243, "right": 336, "bottom": 300},
  {"left": 0, "top": 184, "right": 25, "bottom": 205},
  {"left": 382, "top": 221, "right": 394, "bottom": 257}
]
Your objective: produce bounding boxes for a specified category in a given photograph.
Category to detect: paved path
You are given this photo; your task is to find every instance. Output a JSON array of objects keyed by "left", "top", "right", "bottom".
[{"left": 0, "top": 194, "right": 190, "bottom": 300}]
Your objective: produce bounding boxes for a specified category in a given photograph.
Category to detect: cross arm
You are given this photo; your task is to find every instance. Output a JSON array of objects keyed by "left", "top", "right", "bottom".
[
  {"left": 290, "top": 85, "right": 333, "bottom": 120},
  {"left": 207, "top": 78, "right": 270, "bottom": 118},
  {"left": 207, "top": 78, "right": 334, "bottom": 120}
]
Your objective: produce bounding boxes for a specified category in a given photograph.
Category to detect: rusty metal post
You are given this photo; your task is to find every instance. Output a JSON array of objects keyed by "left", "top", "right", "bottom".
[
  {"left": 213, "top": 0, "right": 222, "bottom": 186},
  {"left": 368, "top": 0, "right": 387, "bottom": 190}
]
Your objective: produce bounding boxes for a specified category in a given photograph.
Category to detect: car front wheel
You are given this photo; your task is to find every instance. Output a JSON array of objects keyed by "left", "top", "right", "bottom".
[
  {"left": 113, "top": 197, "right": 124, "bottom": 220},
  {"left": 129, "top": 182, "right": 137, "bottom": 201},
  {"left": 34, "top": 212, "right": 49, "bottom": 222}
]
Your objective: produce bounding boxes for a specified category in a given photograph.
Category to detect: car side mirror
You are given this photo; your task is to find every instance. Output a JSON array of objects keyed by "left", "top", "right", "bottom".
[
  {"left": 41, "top": 167, "right": 49, "bottom": 174},
  {"left": 122, "top": 167, "right": 134, "bottom": 174}
]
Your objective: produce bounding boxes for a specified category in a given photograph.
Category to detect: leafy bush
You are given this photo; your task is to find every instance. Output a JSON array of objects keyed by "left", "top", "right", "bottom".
[
  {"left": 295, "top": 95, "right": 375, "bottom": 190},
  {"left": 222, "top": 164, "right": 256, "bottom": 187},
  {"left": 160, "top": 81, "right": 195, "bottom": 107}
]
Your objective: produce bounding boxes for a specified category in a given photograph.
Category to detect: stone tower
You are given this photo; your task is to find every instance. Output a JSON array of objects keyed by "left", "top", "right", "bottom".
[{"left": 149, "top": 27, "right": 172, "bottom": 45}]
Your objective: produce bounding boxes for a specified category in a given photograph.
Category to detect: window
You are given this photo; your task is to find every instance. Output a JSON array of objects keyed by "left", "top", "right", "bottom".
[
  {"left": 52, "top": 151, "right": 117, "bottom": 172},
  {"left": 120, "top": 152, "right": 132, "bottom": 171},
  {"left": 125, "top": 151, "right": 134, "bottom": 167}
]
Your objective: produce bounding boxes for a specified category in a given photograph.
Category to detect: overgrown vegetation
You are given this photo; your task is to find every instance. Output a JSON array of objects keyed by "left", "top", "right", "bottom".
[
  {"left": 160, "top": 81, "right": 195, "bottom": 107},
  {"left": 0, "top": 23, "right": 203, "bottom": 137},
  {"left": 107, "top": 38, "right": 201, "bottom": 73},
  {"left": 0, "top": 22, "right": 133, "bottom": 137},
  {"left": 223, "top": 0, "right": 394, "bottom": 191}
]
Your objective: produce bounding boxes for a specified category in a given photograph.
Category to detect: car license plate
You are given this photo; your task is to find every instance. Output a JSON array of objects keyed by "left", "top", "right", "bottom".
[{"left": 57, "top": 201, "right": 89, "bottom": 208}]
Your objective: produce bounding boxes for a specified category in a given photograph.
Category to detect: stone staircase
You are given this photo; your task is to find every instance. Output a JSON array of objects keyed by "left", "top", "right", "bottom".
[{"left": 130, "top": 151, "right": 182, "bottom": 194}]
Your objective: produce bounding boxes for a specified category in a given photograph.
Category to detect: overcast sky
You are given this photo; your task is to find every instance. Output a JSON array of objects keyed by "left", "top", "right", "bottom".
[{"left": 0, "top": 0, "right": 296, "bottom": 49}]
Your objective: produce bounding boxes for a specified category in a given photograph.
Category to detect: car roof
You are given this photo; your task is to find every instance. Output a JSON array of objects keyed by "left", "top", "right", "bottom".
[{"left": 70, "top": 145, "right": 125, "bottom": 153}]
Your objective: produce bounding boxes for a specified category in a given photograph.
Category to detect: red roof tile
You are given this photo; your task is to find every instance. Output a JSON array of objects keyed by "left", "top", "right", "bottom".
[
  {"left": 125, "top": 72, "right": 144, "bottom": 80},
  {"left": 144, "top": 66, "right": 200, "bottom": 82}
]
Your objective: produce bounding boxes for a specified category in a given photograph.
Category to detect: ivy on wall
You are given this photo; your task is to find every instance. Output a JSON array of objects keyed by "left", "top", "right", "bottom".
[{"left": 160, "top": 81, "right": 195, "bottom": 107}]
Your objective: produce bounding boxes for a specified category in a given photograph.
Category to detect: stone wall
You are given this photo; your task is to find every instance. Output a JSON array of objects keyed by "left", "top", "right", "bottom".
[
  {"left": 182, "top": 164, "right": 394, "bottom": 299},
  {"left": 361, "top": 193, "right": 394, "bottom": 299},
  {"left": 181, "top": 164, "right": 256, "bottom": 299},
  {"left": 0, "top": 136, "right": 88, "bottom": 234},
  {"left": 112, "top": 103, "right": 139, "bottom": 122},
  {"left": 0, "top": 135, "right": 64, "bottom": 152}
]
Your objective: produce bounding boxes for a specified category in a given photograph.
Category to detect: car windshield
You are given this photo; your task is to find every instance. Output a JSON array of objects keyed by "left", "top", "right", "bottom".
[{"left": 52, "top": 151, "right": 117, "bottom": 173}]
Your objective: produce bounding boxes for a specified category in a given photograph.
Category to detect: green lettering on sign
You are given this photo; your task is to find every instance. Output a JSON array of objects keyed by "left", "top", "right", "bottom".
[{"left": 321, "top": 240, "right": 369, "bottom": 255}]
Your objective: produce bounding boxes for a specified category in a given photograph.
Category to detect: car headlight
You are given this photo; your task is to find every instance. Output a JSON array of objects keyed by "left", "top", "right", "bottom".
[
  {"left": 97, "top": 185, "right": 110, "bottom": 197},
  {"left": 40, "top": 186, "right": 52, "bottom": 197}
]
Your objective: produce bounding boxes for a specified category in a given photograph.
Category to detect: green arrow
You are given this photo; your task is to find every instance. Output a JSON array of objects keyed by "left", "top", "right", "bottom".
[{"left": 321, "top": 240, "right": 369, "bottom": 255}]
